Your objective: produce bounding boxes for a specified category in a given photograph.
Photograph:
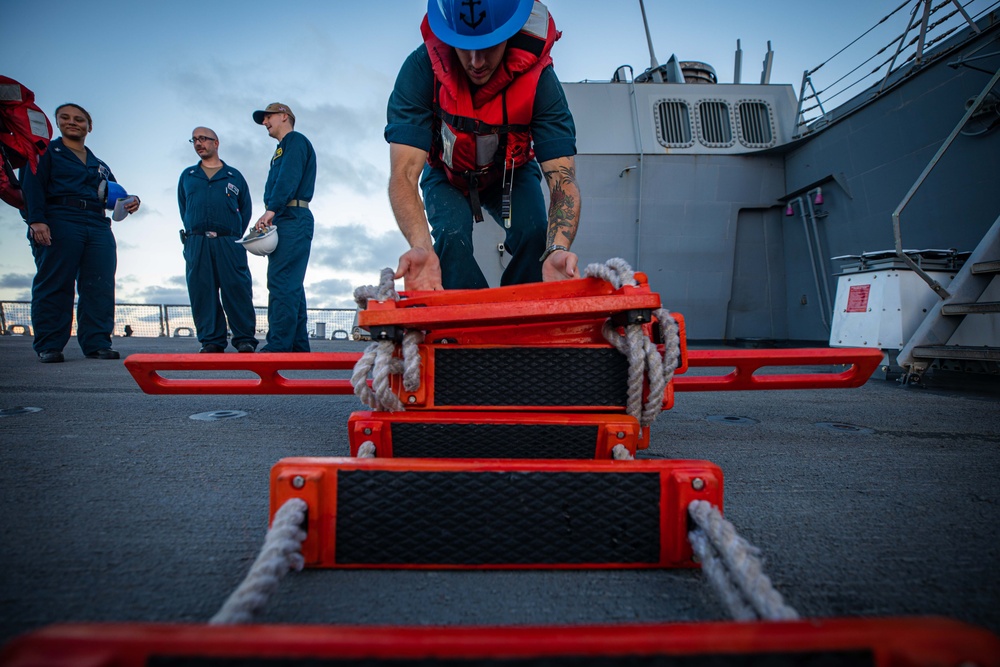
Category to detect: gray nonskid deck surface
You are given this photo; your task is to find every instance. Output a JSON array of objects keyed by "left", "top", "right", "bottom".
[{"left": 0, "top": 335, "right": 998, "bottom": 645}]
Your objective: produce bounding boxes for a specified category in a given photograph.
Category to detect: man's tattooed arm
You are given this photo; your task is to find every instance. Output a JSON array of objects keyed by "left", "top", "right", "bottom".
[{"left": 540, "top": 156, "right": 581, "bottom": 248}]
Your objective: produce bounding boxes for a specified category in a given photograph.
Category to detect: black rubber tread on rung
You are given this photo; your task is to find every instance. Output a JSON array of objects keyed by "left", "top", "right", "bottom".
[
  {"left": 335, "top": 470, "right": 661, "bottom": 565},
  {"left": 390, "top": 423, "right": 598, "bottom": 459},
  {"left": 433, "top": 347, "right": 629, "bottom": 407}
]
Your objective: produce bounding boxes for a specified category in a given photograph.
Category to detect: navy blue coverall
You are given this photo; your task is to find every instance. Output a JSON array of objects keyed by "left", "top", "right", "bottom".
[
  {"left": 385, "top": 45, "right": 577, "bottom": 289},
  {"left": 20, "top": 138, "right": 120, "bottom": 356},
  {"left": 260, "top": 131, "right": 316, "bottom": 352},
  {"left": 177, "top": 162, "right": 258, "bottom": 350}
]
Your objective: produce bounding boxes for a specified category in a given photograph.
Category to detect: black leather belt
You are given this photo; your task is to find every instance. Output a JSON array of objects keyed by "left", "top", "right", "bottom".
[
  {"left": 47, "top": 196, "right": 103, "bottom": 214},
  {"left": 185, "top": 231, "right": 235, "bottom": 238}
]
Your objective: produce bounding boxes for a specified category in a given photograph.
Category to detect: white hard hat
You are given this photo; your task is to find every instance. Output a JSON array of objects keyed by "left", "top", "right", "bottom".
[{"left": 236, "top": 227, "right": 278, "bottom": 256}]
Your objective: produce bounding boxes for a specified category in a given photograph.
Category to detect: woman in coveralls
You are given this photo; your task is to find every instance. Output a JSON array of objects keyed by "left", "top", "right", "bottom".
[{"left": 21, "top": 103, "right": 140, "bottom": 363}]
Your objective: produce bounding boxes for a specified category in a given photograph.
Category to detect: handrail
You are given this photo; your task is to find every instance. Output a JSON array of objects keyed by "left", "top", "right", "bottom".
[
  {"left": 892, "top": 64, "right": 1000, "bottom": 298},
  {"left": 796, "top": 0, "right": 989, "bottom": 132}
]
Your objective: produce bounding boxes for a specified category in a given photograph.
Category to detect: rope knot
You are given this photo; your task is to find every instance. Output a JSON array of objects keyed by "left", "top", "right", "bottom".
[
  {"left": 585, "top": 259, "right": 680, "bottom": 430},
  {"left": 351, "top": 268, "right": 424, "bottom": 412}
]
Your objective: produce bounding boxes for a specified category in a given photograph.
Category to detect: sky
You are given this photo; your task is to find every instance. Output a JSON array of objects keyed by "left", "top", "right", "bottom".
[{"left": 1, "top": 0, "right": 980, "bottom": 308}]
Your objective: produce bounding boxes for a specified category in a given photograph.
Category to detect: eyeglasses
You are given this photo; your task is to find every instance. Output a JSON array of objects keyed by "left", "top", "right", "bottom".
[{"left": 189, "top": 136, "right": 217, "bottom": 144}]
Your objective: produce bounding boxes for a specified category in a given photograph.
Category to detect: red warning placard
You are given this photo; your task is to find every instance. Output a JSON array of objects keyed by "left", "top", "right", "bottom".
[{"left": 846, "top": 284, "right": 871, "bottom": 312}]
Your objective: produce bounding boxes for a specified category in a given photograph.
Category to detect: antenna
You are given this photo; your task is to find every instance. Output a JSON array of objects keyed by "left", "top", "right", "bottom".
[
  {"left": 734, "top": 39, "right": 743, "bottom": 84},
  {"left": 760, "top": 40, "right": 774, "bottom": 85},
  {"left": 638, "top": 0, "right": 663, "bottom": 83}
]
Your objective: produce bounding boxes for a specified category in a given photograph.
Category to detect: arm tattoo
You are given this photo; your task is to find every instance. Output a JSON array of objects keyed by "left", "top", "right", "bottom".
[{"left": 543, "top": 164, "right": 579, "bottom": 247}]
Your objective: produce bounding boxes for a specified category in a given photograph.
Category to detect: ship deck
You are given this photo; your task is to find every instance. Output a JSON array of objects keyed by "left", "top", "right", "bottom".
[{"left": 1, "top": 334, "right": 998, "bottom": 644}]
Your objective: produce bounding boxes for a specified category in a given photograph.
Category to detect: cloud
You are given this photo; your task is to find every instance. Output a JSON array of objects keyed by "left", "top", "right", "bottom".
[
  {"left": 310, "top": 223, "right": 408, "bottom": 275},
  {"left": 0, "top": 272, "right": 33, "bottom": 290},
  {"left": 118, "top": 274, "right": 189, "bottom": 305},
  {"left": 306, "top": 277, "right": 359, "bottom": 309}
]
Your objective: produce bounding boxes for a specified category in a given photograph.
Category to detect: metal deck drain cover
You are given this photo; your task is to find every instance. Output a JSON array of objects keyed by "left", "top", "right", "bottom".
[
  {"left": 0, "top": 407, "right": 42, "bottom": 417},
  {"left": 189, "top": 410, "right": 248, "bottom": 422},
  {"left": 816, "top": 422, "right": 874, "bottom": 434},
  {"left": 707, "top": 415, "right": 759, "bottom": 425}
]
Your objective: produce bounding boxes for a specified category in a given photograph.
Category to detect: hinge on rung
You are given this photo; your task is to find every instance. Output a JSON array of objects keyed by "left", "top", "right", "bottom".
[
  {"left": 368, "top": 325, "right": 404, "bottom": 343},
  {"left": 611, "top": 309, "right": 653, "bottom": 327}
]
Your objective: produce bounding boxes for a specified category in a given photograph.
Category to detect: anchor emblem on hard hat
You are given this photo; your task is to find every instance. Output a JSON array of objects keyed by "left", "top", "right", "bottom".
[{"left": 460, "top": 0, "right": 485, "bottom": 28}]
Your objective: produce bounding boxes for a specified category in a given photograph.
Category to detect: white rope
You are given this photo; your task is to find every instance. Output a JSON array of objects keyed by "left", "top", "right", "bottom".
[
  {"left": 209, "top": 498, "right": 308, "bottom": 625},
  {"left": 611, "top": 444, "right": 634, "bottom": 460},
  {"left": 584, "top": 259, "right": 680, "bottom": 429},
  {"left": 687, "top": 500, "right": 799, "bottom": 622},
  {"left": 357, "top": 441, "right": 376, "bottom": 458},
  {"left": 351, "top": 269, "right": 424, "bottom": 411}
]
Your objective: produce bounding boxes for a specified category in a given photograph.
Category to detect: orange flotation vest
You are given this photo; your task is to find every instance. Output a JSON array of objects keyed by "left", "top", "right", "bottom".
[{"left": 422, "top": 0, "right": 558, "bottom": 220}]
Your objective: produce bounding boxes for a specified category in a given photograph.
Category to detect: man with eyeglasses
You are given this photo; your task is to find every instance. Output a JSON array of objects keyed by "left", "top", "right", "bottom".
[
  {"left": 251, "top": 102, "right": 316, "bottom": 353},
  {"left": 177, "top": 127, "right": 258, "bottom": 353}
]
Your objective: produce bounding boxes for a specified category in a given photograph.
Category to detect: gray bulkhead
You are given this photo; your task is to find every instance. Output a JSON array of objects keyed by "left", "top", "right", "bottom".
[
  {"left": 471, "top": 12, "right": 997, "bottom": 347},
  {"left": 560, "top": 81, "right": 800, "bottom": 342}
]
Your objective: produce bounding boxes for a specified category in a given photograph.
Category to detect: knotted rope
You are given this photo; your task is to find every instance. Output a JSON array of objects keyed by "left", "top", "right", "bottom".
[
  {"left": 209, "top": 498, "right": 308, "bottom": 625},
  {"left": 357, "top": 441, "right": 377, "bottom": 458},
  {"left": 351, "top": 268, "right": 423, "bottom": 412},
  {"left": 584, "top": 258, "right": 681, "bottom": 429},
  {"left": 611, "top": 444, "right": 634, "bottom": 460},
  {"left": 688, "top": 500, "right": 799, "bottom": 621}
]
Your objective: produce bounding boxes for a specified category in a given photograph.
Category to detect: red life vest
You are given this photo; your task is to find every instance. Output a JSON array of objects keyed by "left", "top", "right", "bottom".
[
  {"left": 422, "top": 0, "right": 559, "bottom": 195},
  {"left": 0, "top": 76, "right": 52, "bottom": 210}
]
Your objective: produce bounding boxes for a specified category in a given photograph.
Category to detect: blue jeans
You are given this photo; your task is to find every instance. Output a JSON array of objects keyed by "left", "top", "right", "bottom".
[{"left": 420, "top": 162, "right": 548, "bottom": 289}]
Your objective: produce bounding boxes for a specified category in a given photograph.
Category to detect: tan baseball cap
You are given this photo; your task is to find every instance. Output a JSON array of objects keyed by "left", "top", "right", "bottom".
[{"left": 252, "top": 103, "right": 295, "bottom": 125}]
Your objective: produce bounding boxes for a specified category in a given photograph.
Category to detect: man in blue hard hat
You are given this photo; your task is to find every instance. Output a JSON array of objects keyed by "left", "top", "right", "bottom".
[
  {"left": 251, "top": 103, "right": 316, "bottom": 352},
  {"left": 177, "top": 127, "right": 259, "bottom": 354},
  {"left": 386, "top": 0, "right": 580, "bottom": 291}
]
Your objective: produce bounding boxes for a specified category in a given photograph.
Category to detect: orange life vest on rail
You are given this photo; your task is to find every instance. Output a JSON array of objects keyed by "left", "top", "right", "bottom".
[
  {"left": 0, "top": 76, "right": 52, "bottom": 210},
  {"left": 421, "top": 0, "right": 559, "bottom": 195}
]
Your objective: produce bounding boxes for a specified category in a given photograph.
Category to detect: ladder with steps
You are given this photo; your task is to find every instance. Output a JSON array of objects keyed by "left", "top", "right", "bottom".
[
  {"left": 897, "top": 213, "right": 1000, "bottom": 383},
  {"left": 25, "top": 272, "right": 989, "bottom": 665},
  {"left": 891, "top": 65, "right": 1000, "bottom": 385}
]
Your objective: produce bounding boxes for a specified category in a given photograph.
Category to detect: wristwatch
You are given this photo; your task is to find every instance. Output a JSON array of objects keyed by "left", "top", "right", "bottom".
[{"left": 539, "top": 244, "right": 570, "bottom": 262}]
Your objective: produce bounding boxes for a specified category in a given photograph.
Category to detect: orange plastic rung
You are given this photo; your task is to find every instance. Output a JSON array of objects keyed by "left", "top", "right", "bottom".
[
  {"left": 676, "top": 348, "right": 883, "bottom": 391},
  {"left": 359, "top": 274, "right": 664, "bottom": 338},
  {"left": 270, "top": 457, "right": 722, "bottom": 569},
  {"left": 4, "top": 618, "right": 998, "bottom": 666},
  {"left": 348, "top": 410, "right": 647, "bottom": 458},
  {"left": 124, "top": 352, "right": 361, "bottom": 395}
]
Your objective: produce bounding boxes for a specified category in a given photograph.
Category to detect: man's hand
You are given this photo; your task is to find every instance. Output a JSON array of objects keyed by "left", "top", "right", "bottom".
[
  {"left": 124, "top": 196, "right": 140, "bottom": 214},
  {"left": 29, "top": 223, "right": 52, "bottom": 246},
  {"left": 394, "top": 247, "right": 444, "bottom": 291},
  {"left": 542, "top": 249, "right": 579, "bottom": 282},
  {"left": 254, "top": 210, "right": 275, "bottom": 232}
]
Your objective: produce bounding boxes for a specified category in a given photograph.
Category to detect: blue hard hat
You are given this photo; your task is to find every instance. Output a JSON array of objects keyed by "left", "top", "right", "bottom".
[
  {"left": 427, "top": 0, "right": 534, "bottom": 50},
  {"left": 105, "top": 181, "right": 128, "bottom": 209}
]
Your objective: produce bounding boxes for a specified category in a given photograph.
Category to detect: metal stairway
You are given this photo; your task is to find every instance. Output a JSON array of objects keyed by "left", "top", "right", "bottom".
[
  {"left": 892, "top": 63, "right": 1000, "bottom": 385},
  {"left": 897, "top": 214, "right": 1000, "bottom": 383}
]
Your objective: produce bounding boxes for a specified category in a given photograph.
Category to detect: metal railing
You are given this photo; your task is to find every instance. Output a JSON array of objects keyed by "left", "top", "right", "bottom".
[
  {"left": 0, "top": 301, "right": 360, "bottom": 340},
  {"left": 794, "top": 0, "right": 993, "bottom": 136}
]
